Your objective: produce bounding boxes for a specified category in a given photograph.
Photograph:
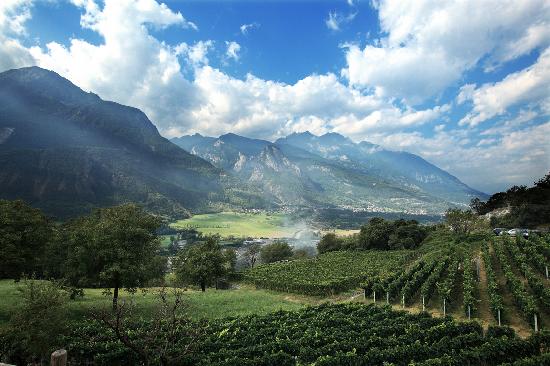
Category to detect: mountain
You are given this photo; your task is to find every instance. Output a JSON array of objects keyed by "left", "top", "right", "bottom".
[
  {"left": 0, "top": 67, "right": 262, "bottom": 219},
  {"left": 172, "top": 132, "right": 487, "bottom": 216}
]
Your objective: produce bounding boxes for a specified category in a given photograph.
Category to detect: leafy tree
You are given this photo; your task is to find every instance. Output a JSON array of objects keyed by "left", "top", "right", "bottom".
[
  {"left": 293, "top": 246, "right": 315, "bottom": 259},
  {"left": 260, "top": 241, "right": 293, "bottom": 264},
  {"left": 175, "top": 237, "right": 226, "bottom": 291},
  {"left": 0, "top": 279, "right": 68, "bottom": 363},
  {"left": 317, "top": 233, "right": 343, "bottom": 253},
  {"left": 444, "top": 208, "right": 483, "bottom": 235},
  {"left": 357, "top": 218, "right": 394, "bottom": 250},
  {"left": 65, "top": 204, "right": 163, "bottom": 310},
  {"left": 387, "top": 223, "right": 427, "bottom": 249},
  {"left": 0, "top": 200, "right": 55, "bottom": 279},
  {"left": 224, "top": 248, "right": 237, "bottom": 276},
  {"left": 243, "top": 243, "right": 261, "bottom": 268}
]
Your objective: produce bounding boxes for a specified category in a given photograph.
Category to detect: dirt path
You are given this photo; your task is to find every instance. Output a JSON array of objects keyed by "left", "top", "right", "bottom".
[{"left": 476, "top": 252, "right": 495, "bottom": 325}]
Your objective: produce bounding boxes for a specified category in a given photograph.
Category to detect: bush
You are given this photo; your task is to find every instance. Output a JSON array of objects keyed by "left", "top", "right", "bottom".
[
  {"left": 260, "top": 241, "right": 293, "bottom": 264},
  {"left": 0, "top": 279, "right": 69, "bottom": 364}
]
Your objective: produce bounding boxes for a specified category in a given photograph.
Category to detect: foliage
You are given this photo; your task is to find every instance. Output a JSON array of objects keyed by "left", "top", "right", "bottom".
[
  {"left": 175, "top": 236, "right": 228, "bottom": 291},
  {"left": 317, "top": 233, "right": 343, "bottom": 254},
  {"left": 246, "top": 250, "right": 413, "bottom": 296},
  {"left": 64, "top": 204, "right": 164, "bottom": 309},
  {"left": 0, "top": 279, "right": 68, "bottom": 364},
  {"left": 0, "top": 200, "right": 55, "bottom": 279},
  {"left": 462, "top": 256, "right": 478, "bottom": 316},
  {"left": 472, "top": 172, "right": 550, "bottom": 228},
  {"left": 482, "top": 243, "right": 504, "bottom": 321},
  {"left": 493, "top": 240, "right": 538, "bottom": 324},
  {"left": 42, "top": 304, "right": 550, "bottom": 365},
  {"left": 444, "top": 208, "right": 483, "bottom": 235},
  {"left": 260, "top": 241, "right": 293, "bottom": 264}
]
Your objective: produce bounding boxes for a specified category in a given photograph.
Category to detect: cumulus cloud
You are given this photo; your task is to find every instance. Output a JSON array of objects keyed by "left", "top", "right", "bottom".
[
  {"left": 0, "top": 0, "right": 35, "bottom": 70},
  {"left": 459, "top": 47, "right": 550, "bottom": 126},
  {"left": 225, "top": 41, "right": 241, "bottom": 62},
  {"left": 176, "top": 40, "right": 214, "bottom": 66},
  {"left": 22, "top": 0, "right": 200, "bottom": 132},
  {"left": 342, "top": 0, "right": 550, "bottom": 103}
]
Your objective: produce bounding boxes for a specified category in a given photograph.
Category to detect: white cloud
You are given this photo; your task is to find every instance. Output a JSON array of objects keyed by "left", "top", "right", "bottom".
[
  {"left": 225, "top": 41, "right": 241, "bottom": 62},
  {"left": 368, "top": 121, "right": 550, "bottom": 193},
  {"left": 23, "top": 0, "right": 200, "bottom": 132},
  {"left": 343, "top": 0, "right": 550, "bottom": 103},
  {"left": 459, "top": 47, "right": 550, "bottom": 126},
  {"left": 0, "top": 0, "right": 35, "bottom": 70},
  {"left": 239, "top": 22, "right": 259, "bottom": 35},
  {"left": 176, "top": 40, "right": 214, "bottom": 66},
  {"left": 325, "top": 11, "right": 356, "bottom": 31}
]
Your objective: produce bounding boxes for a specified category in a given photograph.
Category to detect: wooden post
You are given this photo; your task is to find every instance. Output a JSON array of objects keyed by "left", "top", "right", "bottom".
[
  {"left": 443, "top": 298, "right": 446, "bottom": 317},
  {"left": 373, "top": 290, "right": 376, "bottom": 303},
  {"left": 498, "top": 309, "right": 501, "bottom": 326},
  {"left": 545, "top": 265, "right": 548, "bottom": 280},
  {"left": 386, "top": 291, "right": 389, "bottom": 304},
  {"left": 468, "top": 305, "right": 471, "bottom": 320},
  {"left": 402, "top": 294, "right": 405, "bottom": 308},
  {"left": 51, "top": 349, "right": 67, "bottom": 366},
  {"left": 534, "top": 314, "right": 538, "bottom": 332},
  {"left": 422, "top": 295, "right": 425, "bottom": 312}
]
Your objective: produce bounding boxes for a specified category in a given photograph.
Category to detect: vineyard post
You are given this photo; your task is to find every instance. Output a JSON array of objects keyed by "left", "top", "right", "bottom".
[
  {"left": 498, "top": 309, "right": 501, "bottom": 326},
  {"left": 364, "top": 288, "right": 367, "bottom": 300},
  {"left": 422, "top": 296, "right": 425, "bottom": 312},
  {"left": 443, "top": 298, "right": 446, "bottom": 317},
  {"left": 386, "top": 291, "right": 389, "bottom": 304},
  {"left": 468, "top": 305, "right": 471, "bottom": 320},
  {"left": 373, "top": 290, "right": 376, "bottom": 303},
  {"left": 534, "top": 314, "right": 538, "bottom": 332},
  {"left": 546, "top": 265, "right": 548, "bottom": 279},
  {"left": 402, "top": 294, "right": 405, "bottom": 309}
]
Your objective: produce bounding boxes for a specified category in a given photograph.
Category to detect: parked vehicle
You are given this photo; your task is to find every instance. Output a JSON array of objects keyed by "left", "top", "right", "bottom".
[{"left": 493, "top": 228, "right": 505, "bottom": 235}]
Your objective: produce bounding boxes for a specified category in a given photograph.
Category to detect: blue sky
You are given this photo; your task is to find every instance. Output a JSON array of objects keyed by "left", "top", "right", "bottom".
[{"left": 0, "top": 0, "right": 549, "bottom": 193}]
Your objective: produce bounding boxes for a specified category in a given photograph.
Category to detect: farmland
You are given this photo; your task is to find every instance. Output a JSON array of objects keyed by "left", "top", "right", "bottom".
[
  {"left": 170, "top": 211, "right": 305, "bottom": 238},
  {"left": 66, "top": 303, "right": 550, "bottom": 365},
  {"left": 244, "top": 234, "right": 550, "bottom": 335}
]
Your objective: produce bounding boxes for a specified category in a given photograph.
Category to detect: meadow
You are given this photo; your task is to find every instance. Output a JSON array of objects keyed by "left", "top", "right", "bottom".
[
  {"left": 171, "top": 211, "right": 300, "bottom": 237},
  {"left": 0, "top": 280, "right": 313, "bottom": 326}
]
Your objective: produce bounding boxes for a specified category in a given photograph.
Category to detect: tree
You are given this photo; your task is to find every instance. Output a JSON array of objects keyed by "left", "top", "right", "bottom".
[
  {"left": 0, "top": 200, "right": 55, "bottom": 279},
  {"left": 444, "top": 208, "right": 479, "bottom": 235},
  {"left": 65, "top": 204, "right": 163, "bottom": 310},
  {"left": 317, "top": 233, "right": 342, "bottom": 253},
  {"left": 243, "top": 243, "right": 261, "bottom": 268},
  {"left": 357, "top": 218, "right": 394, "bottom": 250},
  {"left": 293, "top": 246, "right": 315, "bottom": 259},
  {"left": 260, "top": 241, "right": 293, "bottom": 264},
  {"left": 175, "top": 236, "right": 226, "bottom": 291}
]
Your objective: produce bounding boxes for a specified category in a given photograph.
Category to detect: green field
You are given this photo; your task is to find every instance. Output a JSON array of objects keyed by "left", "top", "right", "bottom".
[
  {"left": 0, "top": 280, "right": 312, "bottom": 326},
  {"left": 171, "top": 211, "right": 302, "bottom": 237}
]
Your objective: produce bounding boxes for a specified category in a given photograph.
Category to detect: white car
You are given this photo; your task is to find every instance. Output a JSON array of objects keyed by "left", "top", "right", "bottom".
[{"left": 507, "top": 229, "right": 518, "bottom": 235}]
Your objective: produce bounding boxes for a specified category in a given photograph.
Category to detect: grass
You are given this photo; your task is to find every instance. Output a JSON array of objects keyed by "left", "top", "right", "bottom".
[
  {"left": 0, "top": 280, "right": 311, "bottom": 326},
  {"left": 159, "top": 234, "right": 172, "bottom": 248},
  {"left": 170, "top": 211, "right": 300, "bottom": 238}
]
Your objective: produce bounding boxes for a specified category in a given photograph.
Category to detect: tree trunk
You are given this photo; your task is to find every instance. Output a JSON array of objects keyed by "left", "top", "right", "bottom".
[
  {"left": 113, "top": 277, "right": 120, "bottom": 311},
  {"left": 200, "top": 280, "right": 206, "bottom": 292}
]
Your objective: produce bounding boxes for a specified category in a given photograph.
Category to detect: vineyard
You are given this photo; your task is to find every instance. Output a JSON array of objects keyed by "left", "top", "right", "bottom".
[
  {"left": 67, "top": 303, "right": 550, "bottom": 365},
  {"left": 246, "top": 234, "right": 550, "bottom": 333},
  {"left": 244, "top": 250, "right": 415, "bottom": 296}
]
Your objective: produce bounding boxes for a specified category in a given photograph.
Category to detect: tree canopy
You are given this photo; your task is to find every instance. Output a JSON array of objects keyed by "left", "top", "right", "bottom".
[
  {"left": 64, "top": 204, "right": 164, "bottom": 309},
  {"left": 0, "top": 200, "right": 55, "bottom": 279},
  {"left": 260, "top": 241, "right": 293, "bottom": 264}
]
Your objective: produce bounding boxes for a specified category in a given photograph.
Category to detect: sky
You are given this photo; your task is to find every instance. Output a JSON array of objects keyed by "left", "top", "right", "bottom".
[{"left": 0, "top": 0, "right": 549, "bottom": 194}]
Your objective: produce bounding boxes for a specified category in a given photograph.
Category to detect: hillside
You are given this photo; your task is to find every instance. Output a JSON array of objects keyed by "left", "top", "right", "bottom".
[
  {"left": 0, "top": 67, "right": 263, "bottom": 219},
  {"left": 172, "top": 132, "right": 486, "bottom": 217}
]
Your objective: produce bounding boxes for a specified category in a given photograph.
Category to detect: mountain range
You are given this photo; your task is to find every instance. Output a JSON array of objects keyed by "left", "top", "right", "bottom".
[
  {"left": 0, "top": 67, "right": 263, "bottom": 219},
  {"left": 0, "top": 66, "right": 485, "bottom": 221},
  {"left": 172, "top": 131, "right": 486, "bottom": 217}
]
